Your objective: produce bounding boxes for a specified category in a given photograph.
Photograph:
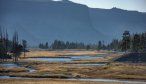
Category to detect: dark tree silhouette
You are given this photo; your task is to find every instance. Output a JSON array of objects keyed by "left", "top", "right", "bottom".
[
  {"left": 0, "top": 27, "right": 11, "bottom": 61},
  {"left": 132, "top": 34, "right": 140, "bottom": 52},
  {"left": 45, "top": 42, "right": 49, "bottom": 49},
  {"left": 139, "top": 33, "right": 146, "bottom": 52},
  {"left": 22, "top": 40, "right": 27, "bottom": 58},
  {"left": 86, "top": 45, "right": 90, "bottom": 50},
  {"left": 11, "top": 32, "right": 23, "bottom": 62},
  {"left": 0, "top": 27, "right": 26, "bottom": 63},
  {"left": 121, "top": 31, "right": 131, "bottom": 52},
  {"left": 38, "top": 40, "right": 90, "bottom": 50},
  {"left": 97, "top": 41, "right": 102, "bottom": 50}
]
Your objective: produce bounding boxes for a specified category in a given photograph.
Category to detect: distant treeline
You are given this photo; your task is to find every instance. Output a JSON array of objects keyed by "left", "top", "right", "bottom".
[
  {"left": 39, "top": 31, "right": 146, "bottom": 53},
  {"left": 39, "top": 40, "right": 93, "bottom": 50},
  {"left": 0, "top": 27, "right": 27, "bottom": 62}
]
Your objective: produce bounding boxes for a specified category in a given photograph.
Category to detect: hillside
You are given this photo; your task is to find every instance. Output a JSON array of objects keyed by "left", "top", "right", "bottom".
[
  {"left": 0, "top": 0, "right": 146, "bottom": 45},
  {"left": 114, "top": 53, "right": 146, "bottom": 63}
]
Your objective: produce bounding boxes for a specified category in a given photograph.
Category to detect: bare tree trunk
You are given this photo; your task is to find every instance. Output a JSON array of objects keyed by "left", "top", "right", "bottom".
[{"left": 24, "top": 51, "right": 25, "bottom": 58}]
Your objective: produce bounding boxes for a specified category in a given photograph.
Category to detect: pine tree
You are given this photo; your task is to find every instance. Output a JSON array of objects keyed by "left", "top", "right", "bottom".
[
  {"left": 45, "top": 42, "right": 49, "bottom": 49},
  {"left": 121, "top": 31, "right": 131, "bottom": 52},
  {"left": 139, "top": 33, "right": 145, "bottom": 52},
  {"left": 144, "top": 32, "right": 146, "bottom": 52},
  {"left": 108, "top": 39, "right": 120, "bottom": 51},
  {"left": 132, "top": 34, "right": 140, "bottom": 52},
  {"left": 86, "top": 45, "right": 90, "bottom": 50},
  {"left": 98, "top": 41, "right": 102, "bottom": 50}
]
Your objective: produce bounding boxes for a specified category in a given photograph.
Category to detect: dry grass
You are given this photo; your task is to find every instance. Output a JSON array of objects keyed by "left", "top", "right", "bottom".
[
  {"left": 79, "top": 63, "right": 146, "bottom": 80},
  {"left": 72, "top": 57, "right": 106, "bottom": 63},
  {"left": 20, "top": 50, "right": 103, "bottom": 57},
  {"left": 0, "top": 66, "right": 27, "bottom": 73},
  {"left": 16, "top": 61, "right": 146, "bottom": 80},
  {"left": 1, "top": 62, "right": 146, "bottom": 80},
  {"left": 72, "top": 53, "right": 121, "bottom": 62},
  {"left": 0, "top": 79, "right": 125, "bottom": 84},
  {"left": 1, "top": 50, "right": 146, "bottom": 83}
]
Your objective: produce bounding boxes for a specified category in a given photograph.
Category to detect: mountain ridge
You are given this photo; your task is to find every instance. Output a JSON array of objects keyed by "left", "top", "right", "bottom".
[{"left": 0, "top": 0, "right": 146, "bottom": 45}]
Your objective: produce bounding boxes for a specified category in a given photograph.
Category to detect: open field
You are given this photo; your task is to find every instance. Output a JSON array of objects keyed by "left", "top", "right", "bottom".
[
  {"left": 1, "top": 50, "right": 146, "bottom": 84},
  {"left": 20, "top": 49, "right": 104, "bottom": 57}
]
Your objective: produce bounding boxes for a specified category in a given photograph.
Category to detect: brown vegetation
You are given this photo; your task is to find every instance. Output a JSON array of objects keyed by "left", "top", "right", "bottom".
[
  {"left": 20, "top": 50, "right": 102, "bottom": 57},
  {"left": 1, "top": 50, "right": 146, "bottom": 84},
  {"left": 0, "top": 79, "right": 125, "bottom": 84}
]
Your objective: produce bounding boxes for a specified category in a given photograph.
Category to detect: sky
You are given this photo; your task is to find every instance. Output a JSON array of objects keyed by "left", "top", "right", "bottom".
[{"left": 65, "top": 0, "right": 146, "bottom": 12}]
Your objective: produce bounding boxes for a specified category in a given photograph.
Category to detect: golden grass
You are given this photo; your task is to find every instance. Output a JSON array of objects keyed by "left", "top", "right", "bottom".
[
  {"left": 20, "top": 50, "right": 103, "bottom": 57},
  {"left": 82, "top": 63, "right": 146, "bottom": 80},
  {"left": 1, "top": 61, "right": 146, "bottom": 81},
  {"left": 72, "top": 57, "right": 105, "bottom": 63},
  {"left": 0, "top": 66, "right": 27, "bottom": 73},
  {"left": 17, "top": 60, "right": 146, "bottom": 80}
]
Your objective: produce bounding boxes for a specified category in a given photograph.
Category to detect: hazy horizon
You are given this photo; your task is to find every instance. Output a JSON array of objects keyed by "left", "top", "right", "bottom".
[{"left": 54, "top": 0, "right": 146, "bottom": 12}]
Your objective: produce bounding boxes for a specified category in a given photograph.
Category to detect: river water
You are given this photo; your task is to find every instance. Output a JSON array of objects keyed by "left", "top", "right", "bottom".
[
  {"left": 26, "top": 55, "right": 103, "bottom": 61},
  {"left": 0, "top": 55, "right": 145, "bottom": 84}
]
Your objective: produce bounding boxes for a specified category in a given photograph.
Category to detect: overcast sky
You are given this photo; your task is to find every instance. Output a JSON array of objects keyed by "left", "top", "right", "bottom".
[{"left": 68, "top": 0, "right": 146, "bottom": 12}]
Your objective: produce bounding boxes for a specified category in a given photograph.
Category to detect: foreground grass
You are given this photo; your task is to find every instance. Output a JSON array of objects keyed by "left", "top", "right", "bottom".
[
  {"left": 1, "top": 61, "right": 146, "bottom": 81},
  {"left": 0, "top": 79, "right": 125, "bottom": 84},
  {"left": 80, "top": 63, "right": 146, "bottom": 80}
]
